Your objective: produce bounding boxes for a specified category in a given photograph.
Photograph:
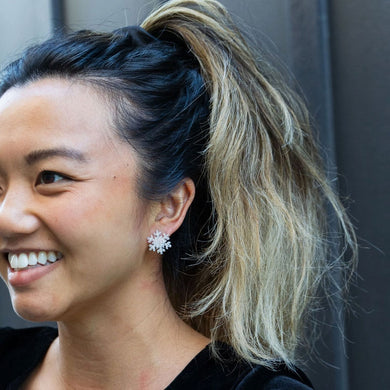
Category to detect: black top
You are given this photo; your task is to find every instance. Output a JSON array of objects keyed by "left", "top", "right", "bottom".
[{"left": 0, "top": 327, "right": 313, "bottom": 389}]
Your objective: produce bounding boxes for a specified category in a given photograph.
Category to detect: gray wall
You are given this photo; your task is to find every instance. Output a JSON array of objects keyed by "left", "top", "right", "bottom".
[
  {"left": 64, "top": 0, "right": 158, "bottom": 31},
  {"left": 0, "top": 0, "right": 51, "bottom": 68},
  {"left": 329, "top": 1, "right": 390, "bottom": 389},
  {"left": 0, "top": 1, "right": 388, "bottom": 389}
]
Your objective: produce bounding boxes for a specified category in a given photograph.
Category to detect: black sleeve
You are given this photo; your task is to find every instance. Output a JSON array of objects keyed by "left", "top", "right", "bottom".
[
  {"left": 0, "top": 326, "right": 58, "bottom": 388},
  {"left": 264, "top": 376, "right": 314, "bottom": 390},
  {"left": 235, "top": 365, "right": 314, "bottom": 389}
]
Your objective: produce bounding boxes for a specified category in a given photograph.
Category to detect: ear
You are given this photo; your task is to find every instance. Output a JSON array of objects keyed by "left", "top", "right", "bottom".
[{"left": 152, "top": 178, "right": 195, "bottom": 236}]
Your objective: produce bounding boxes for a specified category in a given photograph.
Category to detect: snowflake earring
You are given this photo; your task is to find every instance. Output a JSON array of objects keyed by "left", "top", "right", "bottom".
[{"left": 147, "top": 230, "right": 172, "bottom": 254}]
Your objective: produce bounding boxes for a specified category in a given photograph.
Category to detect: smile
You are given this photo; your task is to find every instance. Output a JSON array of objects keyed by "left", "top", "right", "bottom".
[{"left": 8, "top": 251, "right": 63, "bottom": 270}]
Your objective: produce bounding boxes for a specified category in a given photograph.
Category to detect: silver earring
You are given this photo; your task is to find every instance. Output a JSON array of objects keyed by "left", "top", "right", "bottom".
[{"left": 147, "top": 230, "right": 172, "bottom": 254}]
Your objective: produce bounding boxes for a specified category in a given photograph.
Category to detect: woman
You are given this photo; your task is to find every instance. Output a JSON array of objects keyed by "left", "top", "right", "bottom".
[{"left": 0, "top": 0, "right": 356, "bottom": 388}]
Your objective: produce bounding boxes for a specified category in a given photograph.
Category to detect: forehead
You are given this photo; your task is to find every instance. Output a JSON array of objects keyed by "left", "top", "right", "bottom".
[
  {"left": 0, "top": 78, "right": 139, "bottom": 174},
  {"left": 0, "top": 78, "right": 115, "bottom": 145}
]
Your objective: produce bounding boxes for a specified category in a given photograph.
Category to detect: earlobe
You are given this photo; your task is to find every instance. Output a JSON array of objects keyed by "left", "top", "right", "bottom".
[{"left": 154, "top": 178, "right": 195, "bottom": 236}]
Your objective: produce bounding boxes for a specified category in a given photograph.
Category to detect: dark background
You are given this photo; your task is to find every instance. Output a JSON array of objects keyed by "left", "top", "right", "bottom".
[{"left": 0, "top": 1, "right": 388, "bottom": 389}]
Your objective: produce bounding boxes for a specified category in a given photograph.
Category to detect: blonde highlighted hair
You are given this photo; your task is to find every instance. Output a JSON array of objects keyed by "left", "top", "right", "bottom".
[{"left": 142, "top": 0, "right": 357, "bottom": 368}]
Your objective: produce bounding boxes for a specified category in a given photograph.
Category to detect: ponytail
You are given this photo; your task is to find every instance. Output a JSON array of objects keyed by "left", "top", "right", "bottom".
[{"left": 142, "top": 0, "right": 357, "bottom": 367}]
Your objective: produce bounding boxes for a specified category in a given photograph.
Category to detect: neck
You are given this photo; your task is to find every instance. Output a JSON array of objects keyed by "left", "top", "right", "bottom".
[{"left": 34, "top": 260, "right": 209, "bottom": 389}]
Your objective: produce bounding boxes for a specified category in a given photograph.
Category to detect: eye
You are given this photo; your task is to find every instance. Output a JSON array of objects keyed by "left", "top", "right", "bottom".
[{"left": 37, "top": 171, "right": 69, "bottom": 185}]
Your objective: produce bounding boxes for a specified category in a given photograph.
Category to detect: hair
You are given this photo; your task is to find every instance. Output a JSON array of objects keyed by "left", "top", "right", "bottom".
[{"left": 0, "top": 0, "right": 356, "bottom": 369}]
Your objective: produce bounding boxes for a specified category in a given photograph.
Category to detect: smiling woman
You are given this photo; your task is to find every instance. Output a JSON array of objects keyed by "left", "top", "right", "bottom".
[
  {"left": 0, "top": 0, "right": 356, "bottom": 389},
  {"left": 0, "top": 80, "right": 155, "bottom": 323}
]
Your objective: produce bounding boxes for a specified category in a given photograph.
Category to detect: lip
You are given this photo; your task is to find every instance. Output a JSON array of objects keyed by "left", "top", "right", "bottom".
[{"left": 7, "top": 259, "right": 62, "bottom": 287}]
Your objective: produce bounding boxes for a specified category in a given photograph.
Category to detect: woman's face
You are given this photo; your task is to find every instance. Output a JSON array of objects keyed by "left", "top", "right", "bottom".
[{"left": 0, "top": 78, "right": 155, "bottom": 321}]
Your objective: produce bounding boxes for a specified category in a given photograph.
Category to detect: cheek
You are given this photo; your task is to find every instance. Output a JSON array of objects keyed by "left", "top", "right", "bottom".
[{"left": 43, "top": 185, "right": 149, "bottom": 254}]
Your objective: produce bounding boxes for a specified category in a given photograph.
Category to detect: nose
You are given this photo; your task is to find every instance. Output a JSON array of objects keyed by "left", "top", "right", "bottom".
[{"left": 0, "top": 187, "right": 40, "bottom": 241}]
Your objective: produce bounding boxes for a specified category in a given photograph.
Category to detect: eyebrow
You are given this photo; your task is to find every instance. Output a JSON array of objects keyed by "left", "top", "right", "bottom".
[{"left": 25, "top": 147, "right": 88, "bottom": 165}]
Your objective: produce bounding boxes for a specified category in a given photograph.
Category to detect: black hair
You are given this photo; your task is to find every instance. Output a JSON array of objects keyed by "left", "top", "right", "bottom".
[{"left": 0, "top": 26, "right": 212, "bottom": 294}]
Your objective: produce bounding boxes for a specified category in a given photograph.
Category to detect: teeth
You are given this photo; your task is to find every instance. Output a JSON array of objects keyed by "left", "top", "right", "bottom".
[
  {"left": 47, "top": 251, "right": 57, "bottom": 262},
  {"left": 10, "top": 254, "right": 18, "bottom": 269},
  {"left": 28, "top": 253, "right": 38, "bottom": 266},
  {"left": 7, "top": 251, "right": 63, "bottom": 270},
  {"left": 18, "top": 254, "right": 29, "bottom": 268},
  {"left": 37, "top": 251, "right": 48, "bottom": 265}
]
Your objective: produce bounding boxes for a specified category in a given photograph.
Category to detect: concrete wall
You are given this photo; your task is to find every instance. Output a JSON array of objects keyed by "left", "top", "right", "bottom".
[
  {"left": 64, "top": 0, "right": 159, "bottom": 31},
  {"left": 0, "top": 0, "right": 51, "bottom": 68}
]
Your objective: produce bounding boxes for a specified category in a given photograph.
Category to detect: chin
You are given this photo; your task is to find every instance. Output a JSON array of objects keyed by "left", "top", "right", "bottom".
[{"left": 10, "top": 291, "right": 60, "bottom": 323}]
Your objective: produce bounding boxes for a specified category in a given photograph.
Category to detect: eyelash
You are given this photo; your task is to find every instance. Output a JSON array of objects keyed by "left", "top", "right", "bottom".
[{"left": 36, "top": 170, "right": 71, "bottom": 185}]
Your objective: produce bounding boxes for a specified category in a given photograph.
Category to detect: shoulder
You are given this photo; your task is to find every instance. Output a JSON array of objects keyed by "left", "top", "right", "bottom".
[
  {"left": 0, "top": 326, "right": 57, "bottom": 352},
  {"left": 263, "top": 375, "right": 314, "bottom": 389},
  {"left": 0, "top": 326, "right": 57, "bottom": 387},
  {"left": 168, "top": 342, "right": 314, "bottom": 389},
  {"left": 237, "top": 365, "right": 314, "bottom": 389}
]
